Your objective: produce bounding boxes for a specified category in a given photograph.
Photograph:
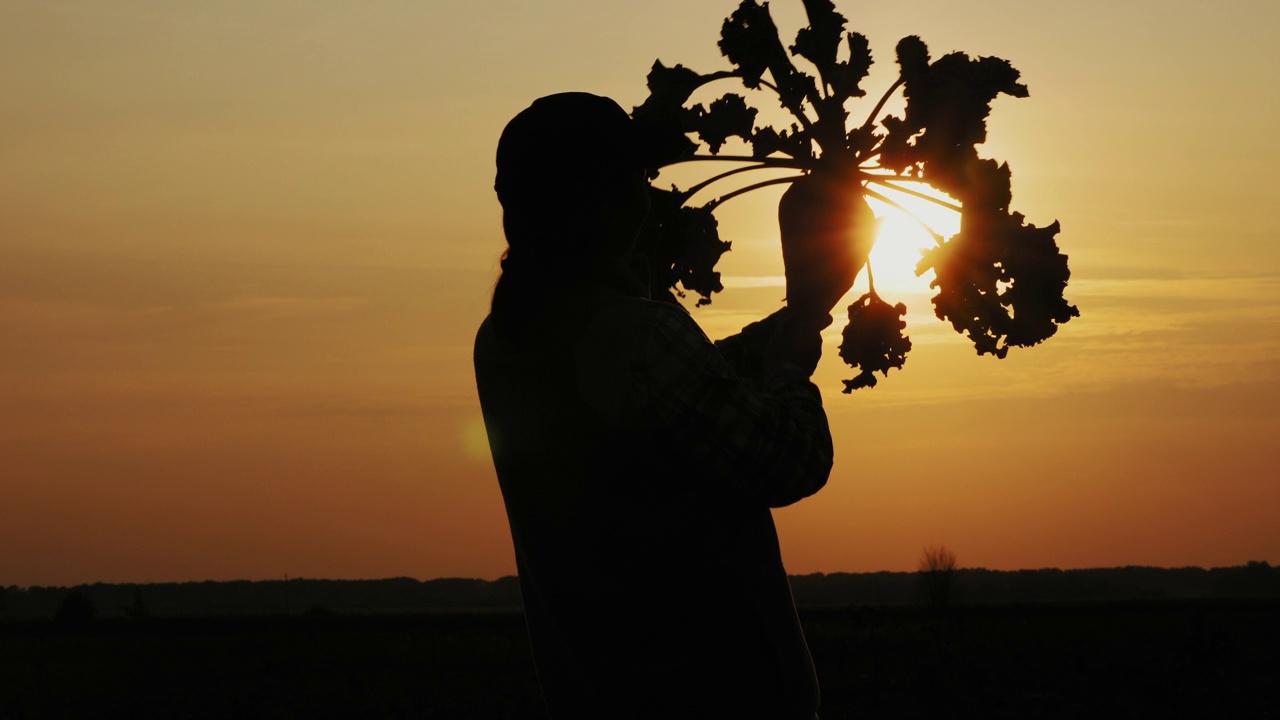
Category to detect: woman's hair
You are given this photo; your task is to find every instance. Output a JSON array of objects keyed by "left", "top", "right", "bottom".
[
  {"left": 489, "top": 92, "right": 676, "bottom": 343},
  {"left": 490, "top": 166, "right": 637, "bottom": 344}
]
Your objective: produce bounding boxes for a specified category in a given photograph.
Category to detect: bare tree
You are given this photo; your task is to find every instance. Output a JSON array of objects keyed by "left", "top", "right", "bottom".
[{"left": 919, "top": 545, "right": 958, "bottom": 608}]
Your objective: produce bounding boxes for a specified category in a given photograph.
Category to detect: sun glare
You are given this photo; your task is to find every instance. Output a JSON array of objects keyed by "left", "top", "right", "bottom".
[{"left": 862, "top": 185, "right": 961, "bottom": 295}]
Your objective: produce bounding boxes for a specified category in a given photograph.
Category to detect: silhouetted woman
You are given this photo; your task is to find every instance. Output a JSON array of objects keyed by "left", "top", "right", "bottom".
[{"left": 476, "top": 92, "right": 864, "bottom": 720}]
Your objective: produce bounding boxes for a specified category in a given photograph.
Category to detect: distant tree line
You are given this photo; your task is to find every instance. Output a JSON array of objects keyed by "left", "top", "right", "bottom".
[
  {"left": 791, "top": 561, "right": 1280, "bottom": 607},
  {"left": 3, "top": 563, "right": 1278, "bottom": 620},
  {"left": 1, "top": 577, "right": 522, "bottom": 621}
]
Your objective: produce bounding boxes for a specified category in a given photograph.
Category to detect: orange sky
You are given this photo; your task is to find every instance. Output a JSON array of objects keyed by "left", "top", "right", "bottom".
[{"left": 2, "top": 1, "right": 1278, "bottom": 586}]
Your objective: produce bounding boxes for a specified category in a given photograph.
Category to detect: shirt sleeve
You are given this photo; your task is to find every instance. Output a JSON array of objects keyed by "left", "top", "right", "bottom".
[
  {"left": 712, "top": 308, "right": 788, "bottom": 385},
  {"left": 641, "top": 304, "right": 834, "bottom": 508}
]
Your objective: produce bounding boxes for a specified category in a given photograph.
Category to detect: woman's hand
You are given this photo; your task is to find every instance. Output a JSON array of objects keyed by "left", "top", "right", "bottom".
[{"left": 762, "top": 309, "right": 833, "bottom": 378}]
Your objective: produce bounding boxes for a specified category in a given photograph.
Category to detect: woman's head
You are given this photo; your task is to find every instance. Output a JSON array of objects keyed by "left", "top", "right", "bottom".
[{"left": 494, "top": 93, "right": 678, "bottom": 264}]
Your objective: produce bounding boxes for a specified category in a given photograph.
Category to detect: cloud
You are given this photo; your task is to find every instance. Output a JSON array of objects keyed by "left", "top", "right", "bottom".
[{"left": 721, "top": 274, "right": 785, "bottom": 288}]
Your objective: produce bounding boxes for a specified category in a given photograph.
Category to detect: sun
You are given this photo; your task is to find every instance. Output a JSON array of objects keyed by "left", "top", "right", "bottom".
[{"left": 861, "top": 184, "right": 961, "bottom": 295}]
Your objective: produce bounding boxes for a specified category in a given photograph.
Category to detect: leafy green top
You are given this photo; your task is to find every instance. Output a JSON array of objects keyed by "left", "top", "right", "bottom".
[{"left": 631, "top": 0, "right": 1077, "bottom": 382}]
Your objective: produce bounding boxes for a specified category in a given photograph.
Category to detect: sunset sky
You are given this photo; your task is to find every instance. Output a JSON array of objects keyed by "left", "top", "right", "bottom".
[{"left": 3, "top": 1, "right": 1278, "bottom": 587}]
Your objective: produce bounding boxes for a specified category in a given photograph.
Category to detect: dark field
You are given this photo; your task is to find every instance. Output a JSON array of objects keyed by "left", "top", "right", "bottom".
[{"left": 3, "top": 600, "right": 1277, "bottom": 719}]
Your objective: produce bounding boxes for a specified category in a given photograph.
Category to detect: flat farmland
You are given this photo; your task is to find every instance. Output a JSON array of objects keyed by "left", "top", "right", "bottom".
[{"left": 3, "top": 600, "right": 1277, "bottom": 719}]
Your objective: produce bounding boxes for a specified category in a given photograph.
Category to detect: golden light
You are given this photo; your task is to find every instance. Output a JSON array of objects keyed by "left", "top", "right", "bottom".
[
  {"left": 862, "top": 184, "right": 961, "bottom": 295},
  {"left": 460, "top": 415, "right": 493, "bottom": 463}
]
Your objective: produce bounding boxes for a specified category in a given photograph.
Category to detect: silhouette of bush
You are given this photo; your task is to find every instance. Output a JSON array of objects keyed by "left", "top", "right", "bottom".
[
  {"left": 918, "top": 546, "right": 958, "bottom": 608},
  {"left": 55, "top": 590, "right": 95, "bottom": 627}
]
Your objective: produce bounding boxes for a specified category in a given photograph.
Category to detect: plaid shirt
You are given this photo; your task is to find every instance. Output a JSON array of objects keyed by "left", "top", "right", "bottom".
[
  {"left": 636, "top": 302, "right": 834, "bottom": 507},
  {"left": 475, "top": 261, "right": 827, "bottom": 717}
]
